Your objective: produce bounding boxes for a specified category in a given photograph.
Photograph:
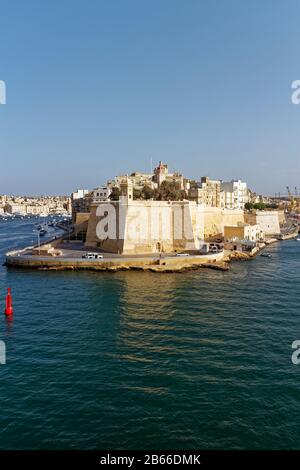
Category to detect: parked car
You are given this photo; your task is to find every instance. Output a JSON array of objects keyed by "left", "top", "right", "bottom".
[
  {"left": 82, "top": 253, "right": 104, "bottom": 259},
  {"left": 176, "top": 252, "right": 190, "bottom": 257}
]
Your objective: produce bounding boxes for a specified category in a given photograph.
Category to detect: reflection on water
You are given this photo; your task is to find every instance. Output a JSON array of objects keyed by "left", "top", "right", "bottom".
[{"left": 0, "top": 219, "right": 300, "bottom": 449}]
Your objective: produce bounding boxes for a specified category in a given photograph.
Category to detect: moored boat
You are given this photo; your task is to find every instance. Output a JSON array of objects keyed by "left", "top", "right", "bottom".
[{"left": 261, "top": 252, "right": 272, "bottom": 258}]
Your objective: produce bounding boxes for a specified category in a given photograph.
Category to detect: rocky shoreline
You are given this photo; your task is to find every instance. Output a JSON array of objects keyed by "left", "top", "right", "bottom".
[
  {"left": 5, "top": 258, "right": 230, "bottom": 273},
  {"left": 4, "top": 237, "right": 285, "bottom": 274}
]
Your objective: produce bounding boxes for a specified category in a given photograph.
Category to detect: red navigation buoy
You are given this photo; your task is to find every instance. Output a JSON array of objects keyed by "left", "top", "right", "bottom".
[{"left": 4, "top": 288, "right": 13, "bottom": 316}]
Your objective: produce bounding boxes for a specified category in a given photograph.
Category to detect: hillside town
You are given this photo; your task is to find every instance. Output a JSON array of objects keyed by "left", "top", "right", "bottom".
[
  {"left": 0, "top": 195, "right": 71, "bottom": 217},
  {"left": 71, "top": 161, "right": 297, "bottom": 216},
  {"left": 71, "top": 161, "right": 253, "bottom": 213},
  {"left": 4, "top": 161, "right": 299, "bottom": 273}
]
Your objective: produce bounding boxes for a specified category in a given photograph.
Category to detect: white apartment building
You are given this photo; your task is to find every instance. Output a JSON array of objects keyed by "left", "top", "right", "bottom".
[
  {"left": 92, "top": 186, "right": 112, "bottom": 203},
  {"left": 220, "top": 180, "right": 249, "bottom": 210},
  {"left": 224, "top": 223, "right": 264, "bottom": 242},
  {"left": 71, "top": 189, "right": 89, "bottom": 201}
]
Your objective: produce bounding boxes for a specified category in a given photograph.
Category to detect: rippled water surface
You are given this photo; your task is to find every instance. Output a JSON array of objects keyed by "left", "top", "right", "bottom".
[{"left": 0, "top": 218, "right": 300, "bottom": 449}]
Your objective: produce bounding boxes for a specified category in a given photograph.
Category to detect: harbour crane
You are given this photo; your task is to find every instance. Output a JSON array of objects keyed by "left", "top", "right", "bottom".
[{"left": 286, "top": 186, "right": 296, "bottom": 210}]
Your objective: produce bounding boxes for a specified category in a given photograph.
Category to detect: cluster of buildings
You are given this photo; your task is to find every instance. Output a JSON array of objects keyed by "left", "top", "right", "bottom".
[
  {"left": 71, "top": 161, "right": 250, "bottom": 217},
  {"left": 0, "top": 195, "right": 71, "bottom": 216},
  {"left": 70, "top": 162, "right": 284, "bottom": 256},
  {"left": 188, "top": 177, "right": 248, "bottom": 209}
]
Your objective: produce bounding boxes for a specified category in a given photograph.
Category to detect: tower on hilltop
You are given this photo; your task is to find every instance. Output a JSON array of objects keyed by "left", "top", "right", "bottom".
[{"left": 154, "top": 161, "right": 168, "bottom": 186}]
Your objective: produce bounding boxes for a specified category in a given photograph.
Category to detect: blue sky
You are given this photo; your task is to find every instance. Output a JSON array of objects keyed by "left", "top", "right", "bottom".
[{"left": 0, "top": 0, "right": 299, "bottom": 195}]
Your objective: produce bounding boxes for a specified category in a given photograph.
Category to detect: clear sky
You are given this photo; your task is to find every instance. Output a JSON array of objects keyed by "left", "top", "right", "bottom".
[{"left": 0, "top": 0, "right": 299, "bottom": 196}]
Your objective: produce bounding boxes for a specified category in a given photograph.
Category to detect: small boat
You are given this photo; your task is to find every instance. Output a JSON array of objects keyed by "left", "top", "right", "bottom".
[
  {"left": 261, "top": 252, "right": 272, "bottom": 258},
  {"left": 39, "top": 229, "right": 47, "bottom": 237},
  {"left": 296, "top": 238, "right": 300, "bottom": 241}
]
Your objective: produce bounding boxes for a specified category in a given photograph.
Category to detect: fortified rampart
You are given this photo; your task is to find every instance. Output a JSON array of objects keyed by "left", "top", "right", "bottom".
[
  {"left": 83, "top": 197, "right": 284, "bottom": 254},
  {"left": 244, "top": 210, "right": 283, "bottom": 235},
  {"left": 85, "top": 199, "right": 205, "bottom": 254},
  {"left": 203, "top": 207, "right": 244, "bottom": 239}
]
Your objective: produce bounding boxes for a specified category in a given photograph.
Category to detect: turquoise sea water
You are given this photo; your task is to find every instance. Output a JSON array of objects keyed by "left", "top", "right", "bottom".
[{"left": 0, "top": 218, "right": 300, "bottom": 450}]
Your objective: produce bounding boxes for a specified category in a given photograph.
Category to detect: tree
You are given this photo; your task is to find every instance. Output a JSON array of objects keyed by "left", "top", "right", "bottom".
[
  {"left": 155, "top": 181, "right": 185, "bottom": 201},
  {"left": 109, "top": 187, "right": 121, "bottom": 201},
  {"left": 133, "top": 188, "right": 142, "bottom": 200},
  {"left": 244, "top": 202, "right": 253, "bottom": 210},
  {"left": 253, "top": 202, "right": 266, "bottom": 210},
  {"left": 141, "top": 185, "right": 154, "bottom": 200}
]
